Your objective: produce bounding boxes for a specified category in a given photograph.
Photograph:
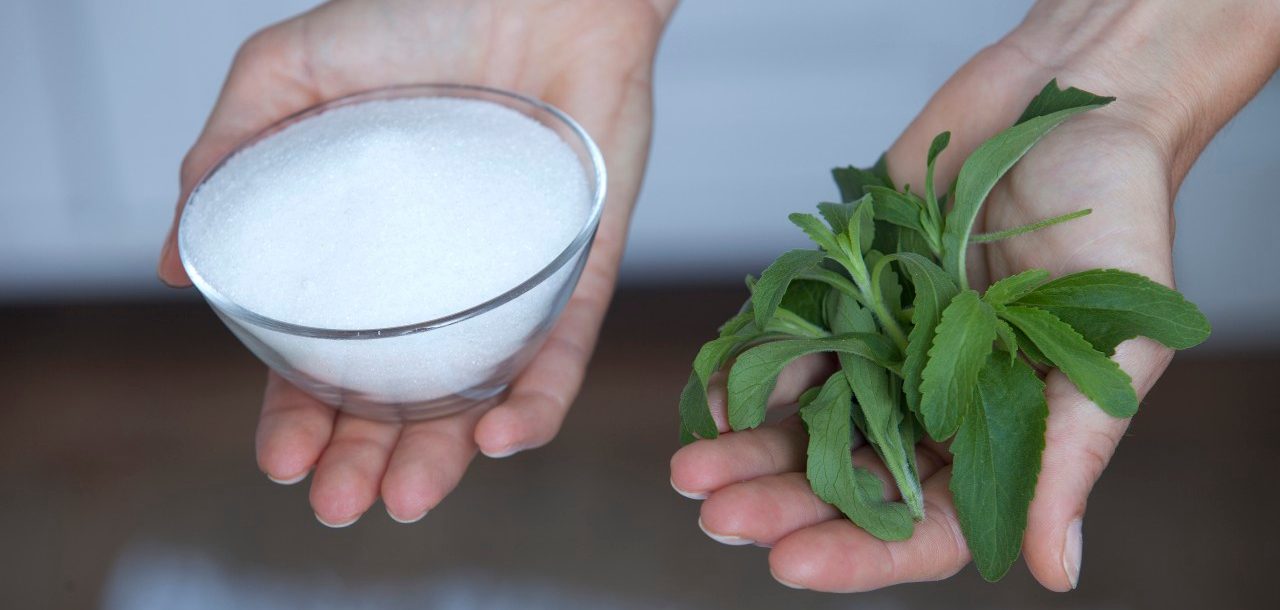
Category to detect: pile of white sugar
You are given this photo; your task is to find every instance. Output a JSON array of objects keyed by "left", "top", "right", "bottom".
[
  {"left": 181, "top": 97, "right": 590, "bottom": 329},
  {"left": 179, "top": 96, "right": 593, "bottom": 406}
]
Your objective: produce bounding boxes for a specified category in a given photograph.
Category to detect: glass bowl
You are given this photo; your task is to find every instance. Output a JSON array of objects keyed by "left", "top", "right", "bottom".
[{"left": 177, "top": 84, "right": 606, "bottom": 421}]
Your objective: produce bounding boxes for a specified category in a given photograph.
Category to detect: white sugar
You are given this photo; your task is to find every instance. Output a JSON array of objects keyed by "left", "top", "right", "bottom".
[
  {"left": 182, "top": 97, "right": 590, "bottom": 328},
  {"left": 180, "top": 97, "right": 593, "bottom": 405}
]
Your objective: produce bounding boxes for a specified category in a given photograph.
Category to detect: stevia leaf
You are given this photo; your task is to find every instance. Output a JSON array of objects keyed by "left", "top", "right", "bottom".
[
  {"left": 1000, "top": 305, "right": 1138, "bottom": 417},
  {"left": 835, "top": 194, "right": 877, "bottom": 255},
  {"left": 1015, "top": 269, "right": 1211, "bottom": 355},
  {"left": 866, "top": 250, "right": 905, "bottom": 320},
  {"left": 800, "top": 370, "right": 915, "bottom": 541},
  {"left": 942, "top": 84, "right": 1112, "bottom": 287},
  {"left": 790, "top": 213, "right": 843, "bottom": 255},
  {"left": 829, "top": 291, "right": 924, "bottom": 519},
  {"left": 1012, "top": 323, "right": 1051, "bottom": 367},
  {"left": 779, "top": 280, "right": 831, "bottom": 330},
  {"left": 867, "top": 186, "right": 929, "bottom": 234},
  {"left": 872, "top": 221, "right": 901, "bottom": 257},
  {"left": 1016, "top": 79, "right": 1117, "bottom": 125},
  {"left": 679, "top": 421, "right": 695, "bottom": 445},
  {"left": 752, "top": 249, "right": 827, "bottom": 329},
  {"left": 984, "top": 268, "right": 1050, "bottom": 306},
  {"left": 892, "top": 253, "right": 961, "bottom": 418},
  {"left": 951, "top": 354, "right": 1047, "bottom": 581},
  {"left": 678, "top": 335, "right": 747, "bottom": 441},
  {"left": 897, "top": 225, "right": 936, "bottom": 260},
  {"left": 832, "top": 156, "right": 893, "bottom": 203},
  {"left": 925, "top": 131, "right": 951, "bottom": 223},
  {"left": 727, "top": 333, "right": 900, "bottom": 431},
  {"left": 994, "top": 318, "right": 1019, "bottom": 363},
  {"left": 796, "top": 385, "right": 822, "bottom": 409},
  {"left": 818, "top": 202, "right": 855, "bottom": 235},
  {"left": 919, "top": 290, "right": 998, "bottom": 440}
]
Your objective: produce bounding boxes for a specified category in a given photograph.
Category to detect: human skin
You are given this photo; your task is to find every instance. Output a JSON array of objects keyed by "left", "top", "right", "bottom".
[
  {"left": 158, "top": 0, "right": 678, "bottom": 527},
  {"left": 670, "top": 0, "right": 1280, "bottom": 593}
]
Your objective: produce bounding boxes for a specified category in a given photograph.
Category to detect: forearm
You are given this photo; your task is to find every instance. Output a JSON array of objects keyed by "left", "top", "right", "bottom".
[{"left": 999, "top": 0, "right": 1280, "bottom": 184}]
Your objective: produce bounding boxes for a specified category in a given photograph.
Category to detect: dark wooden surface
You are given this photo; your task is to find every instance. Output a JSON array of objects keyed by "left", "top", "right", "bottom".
[{"left": 1, "top": 288, "right": 1276, "bottom": 609}]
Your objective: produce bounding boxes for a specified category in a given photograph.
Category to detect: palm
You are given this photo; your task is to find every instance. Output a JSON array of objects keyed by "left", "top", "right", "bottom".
[
  {"left": 160, "top": 0, "right": 669, "bottom": 525},
  {"left": 670, "top": 46, "right": 1179, "bottom": 591}
]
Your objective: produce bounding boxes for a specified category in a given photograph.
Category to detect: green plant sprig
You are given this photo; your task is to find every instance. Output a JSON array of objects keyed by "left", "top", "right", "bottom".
[{"left": 677, "top": 79, "right": 1211, "bottom": 581}]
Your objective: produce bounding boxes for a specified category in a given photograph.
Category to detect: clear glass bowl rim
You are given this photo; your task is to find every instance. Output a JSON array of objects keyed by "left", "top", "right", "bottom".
[{"left": 177, "top": 83, "right": 607, "bottom": 340}]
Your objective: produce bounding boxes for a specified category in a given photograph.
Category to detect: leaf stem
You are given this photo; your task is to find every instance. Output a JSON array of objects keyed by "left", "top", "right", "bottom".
[
  {"left": 770, "top": 308, "right": 831, "bottom": 339},
  {"left": 867, "top": 257, "right": 910, "bottom": 353},
  {"left": 970, "top": 208, "right": 1092, "bottom": 243}
]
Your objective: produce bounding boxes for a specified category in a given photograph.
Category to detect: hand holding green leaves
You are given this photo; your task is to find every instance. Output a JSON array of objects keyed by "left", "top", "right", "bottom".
[{"left": 677, "top": 80, "right": 1210, "bottom": 582}]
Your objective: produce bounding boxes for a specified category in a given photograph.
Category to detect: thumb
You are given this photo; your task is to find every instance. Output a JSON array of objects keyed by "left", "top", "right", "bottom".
[
  {"left": 1022, "top": 337, "right": 1174, "bottom": 591},
  {"left": 158, "top": 22, "right": 317, "bottom": 286}
]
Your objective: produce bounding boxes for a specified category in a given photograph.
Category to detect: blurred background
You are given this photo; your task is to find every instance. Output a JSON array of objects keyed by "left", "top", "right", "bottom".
[{"left": 2, "top": 1, "right": 1277, "bottom": 608}]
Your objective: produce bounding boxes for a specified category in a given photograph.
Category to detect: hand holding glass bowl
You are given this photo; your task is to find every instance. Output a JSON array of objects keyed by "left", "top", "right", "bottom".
[{"left": 156, "top": 0, "right": 669, "bottom": 527}]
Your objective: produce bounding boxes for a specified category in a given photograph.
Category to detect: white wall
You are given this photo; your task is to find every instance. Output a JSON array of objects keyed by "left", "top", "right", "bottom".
[{"left": 2, "top": 0, "right": 1277, "bottom": 346}]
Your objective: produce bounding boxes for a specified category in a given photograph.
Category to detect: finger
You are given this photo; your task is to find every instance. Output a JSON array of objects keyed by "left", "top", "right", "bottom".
[
  {"left": 1022, "top": 338, "right": 1173, "bottom": 591},
  {"left": 768, "top": 466, "right": 970, "bottom": 592},
  {"left": 698, "top": 444, "right": 949, "bottom": 546},
  {"left": 380, "top": 405, "right": 486, "bottom": 523},
  {"left": 670, "top": 415, "right": 809, "bottom": 499},
  {"left": 705, "top": 353, "right": 836, "bottom": 433},
  {"left": 473, "top": 265, "right": 609, "bottom": 458},
  {"left": 255, "top": 372, "right": 338, "bottom": 484},
  {"left": 308, "top": 413, "right": 402, "bottom": 527},
  {"left": 159, "top": 22, "right": 318, "bottom": 286}
]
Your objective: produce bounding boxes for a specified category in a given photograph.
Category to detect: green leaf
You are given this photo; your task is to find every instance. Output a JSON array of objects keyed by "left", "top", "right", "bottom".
[
  {"left": 828, "top": 291, "right": 924, "bottom": 519},
  {"left": 925, "top": 131, "right": 951, "bottom": 224},
  {"left": 752, "top": 249, "right": 827, "bottom": 329},
  {"left": 727, "top": 334, "right": 900, "bottom": 431},
  {"left": 897, "top": 224, "right": 936, "bottom": 260},
  {"left": 1016, "top": 79, "right": 1117, "bottom": 125},
  {"left": 983, "top": 268, "right": 1050, "bottom": 306},
  {"left": 919, "top": 290, "right": 998, "bottom": 440},
  {"left": 779, "top": 280, "right": 832, "bottom": 330},
  {"left": 832, "top": 156, "right": 893, "bottom": 203},
  {"left": 892, "top": 253, "right": 960, "bottom": 418},
  {"left": 1015, "top": 269, "right": 1211, "bottom": 355},
  {"left": 826, "top": 194, "right": 876, "bottom": 255},
  {"left": 1000, "top": 305, "right": 1138, "bottom": 417},
  {"left": 866, "top": 250, "right": 905, "bottom": 320},
  {"left": 1012, "top": 323, "right": 1051, "bottom": 367},
  {"left": 789, "top": 212, "right": 843, "bottom": 255},
  {"left": 951, "top": 354, "right": 1048, "bottom": 581},
  {"left": 678, "top": 335, "right": 747, "bottom": 441},
  {"left": 800, "top": 371, "right": 915, "bottom": 541},
  {"left": 941, "top": 83, "right": 1113, "bottom": 287},
  {"left": 866, "top": 186, "right": 928, "bottom": 234},
  {"left": 994, "top": 318, "right": 1019, "bottom": 363}
]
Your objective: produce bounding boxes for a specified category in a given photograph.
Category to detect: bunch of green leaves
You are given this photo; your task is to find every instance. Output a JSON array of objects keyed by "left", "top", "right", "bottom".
[{"left": 677, "top": 80, "right": 1211, "bottom": 581}]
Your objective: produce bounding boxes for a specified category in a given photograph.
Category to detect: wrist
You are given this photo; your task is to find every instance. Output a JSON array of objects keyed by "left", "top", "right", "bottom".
[{"left": 999, "top": 0, "right": 1280, "bottom": 183}]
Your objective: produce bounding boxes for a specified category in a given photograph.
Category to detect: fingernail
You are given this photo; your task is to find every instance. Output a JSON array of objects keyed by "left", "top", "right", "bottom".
[
  {"left": 266, "top": 470, "right": 309, "bottom": 485},
  {"left": 698, "top": 517, "right": 753, "bottom": 546},
  {"left": 1063, "top": 518, "right": 1083, "bottom": 589},
  {"left": 481, "top": 445, "right": 522, "bottom": 459},
  {"left": 157, "top": 240, "right": 179, "bottom": 287},
  {"left": 387, "top": 507, "right": 429, "bottom": 524},
  {"left": 315, "top": 512, "right": 361, "bottom": 529},
  {"left": 670, "top": 478, "right": 708, "bottom": 500},
  {"left": 770, "top": 569, "right": 805, "bottom": 590}
]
